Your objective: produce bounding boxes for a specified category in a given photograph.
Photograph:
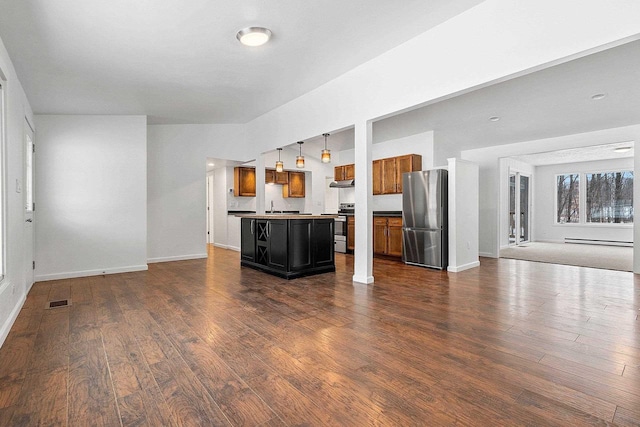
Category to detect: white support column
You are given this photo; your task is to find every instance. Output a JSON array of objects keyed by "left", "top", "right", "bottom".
[
  {"left": 255, "top": 155, "right": 266, "bottom": 214},
  {"left": 353, "top": 121, "right": 374, "bottom": 284}
]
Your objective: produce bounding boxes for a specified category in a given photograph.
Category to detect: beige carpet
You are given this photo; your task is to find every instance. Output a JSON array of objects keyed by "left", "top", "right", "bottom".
[{"left": 500, "top": 242, "right": 633, "bottom": 272}]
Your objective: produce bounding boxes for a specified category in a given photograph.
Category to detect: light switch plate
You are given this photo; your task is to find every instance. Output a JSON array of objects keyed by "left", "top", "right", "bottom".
[{"left": 15, "top": 179, "right": 21, "bottom": 193}]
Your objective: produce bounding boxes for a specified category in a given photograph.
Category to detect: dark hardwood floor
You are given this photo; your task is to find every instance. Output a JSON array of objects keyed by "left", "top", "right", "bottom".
[{"left": 1, "top": 246, "right": 640, "bottom": 426}]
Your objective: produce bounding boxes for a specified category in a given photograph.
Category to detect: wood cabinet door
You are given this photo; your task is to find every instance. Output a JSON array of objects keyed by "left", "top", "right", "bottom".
[
  {"left": 344, "top": 164, "right": 355, "bottom": 180},
  {"left": 381, "top": 158, "right": 397, "bottom": 194},
  {"left": 265, "top": 169, "right": 275, "bottom": 185},
  {"left": 266, "top": 220, "right": 288, "bottom": 269},
  {"left": 283, "top": 171, "right": 305, "bottom": 198},
  {"left": 373, "top": 218, "right": 388, "bottom": 254},
  {"left": 387, "top": 218, "right": 403, "bottom": 257},
  {"left": 240, "top": 218, "right": 256, "bottom": 261},
  {"left": 334, "top": 166, "right": 344, "bottom": 181},
  {"left": 347, "top": 216, "right": 355, "bottom": 250},
  {"left": 372, "top": 160, "right": 382, "bottom": 195},
  {"left": 395, "top": 155, "right": 422, "bottom": 194},
  {"left": 275, "top": 170, "right": 289, "bottom": 184},
  {"left": 289, "top": 219, "right": 313, "bottom": 271},
  {"left": 234, "top": 167, "right": 256, "bottom": 196}
]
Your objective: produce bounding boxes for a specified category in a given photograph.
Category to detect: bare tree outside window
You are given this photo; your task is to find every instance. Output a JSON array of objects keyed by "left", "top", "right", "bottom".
[
  {"left": 556, "top": 174, "right": 579, "bottom": 223},
  {"left": 586, "top": 171, "right": 633, "bottom": 223}
]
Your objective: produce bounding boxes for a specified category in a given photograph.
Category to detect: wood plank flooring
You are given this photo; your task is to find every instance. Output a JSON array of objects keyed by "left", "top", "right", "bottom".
[{"left": 1, "top": 245, "right": 639, "bottom": 426}]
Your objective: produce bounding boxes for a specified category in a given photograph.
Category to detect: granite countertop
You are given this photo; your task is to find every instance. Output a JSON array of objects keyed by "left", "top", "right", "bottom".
[{"left": 235, "top": 214, "right": 337, "bottom": 219}]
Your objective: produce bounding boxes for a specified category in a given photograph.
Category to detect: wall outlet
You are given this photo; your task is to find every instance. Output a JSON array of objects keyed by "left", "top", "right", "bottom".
[{"left": 466, "top": 241, "right": 471, "bottom": 250}]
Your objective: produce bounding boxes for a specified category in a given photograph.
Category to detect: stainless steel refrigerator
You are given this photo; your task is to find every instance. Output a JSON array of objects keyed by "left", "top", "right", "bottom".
[{"left": 402, "top": 169, "right": 448, "bottom": 269}]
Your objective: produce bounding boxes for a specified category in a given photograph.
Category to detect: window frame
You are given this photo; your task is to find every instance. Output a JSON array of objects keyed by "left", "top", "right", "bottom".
[
  {"left": 554, "top": 169, "right": 634, "bottom": 227},
  {"left": 554, "top": 172, "right": 581, "bottom": 225}
]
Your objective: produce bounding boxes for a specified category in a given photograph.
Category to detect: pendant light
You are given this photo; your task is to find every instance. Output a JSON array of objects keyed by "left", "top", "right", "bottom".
[
  {"left": 296, "top": 141, "right": 305, "bottom": 168},
  {"left": 321, "top": 133, "right": 331, "bottom": 163},
  {"left": 275, "top": 148, "right": 284, "bottom": 172}
]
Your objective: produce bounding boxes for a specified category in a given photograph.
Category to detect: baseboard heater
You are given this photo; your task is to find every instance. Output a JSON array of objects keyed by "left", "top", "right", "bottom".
[{"left": 564, "top": 238, "right": 633, "bottom": 247}]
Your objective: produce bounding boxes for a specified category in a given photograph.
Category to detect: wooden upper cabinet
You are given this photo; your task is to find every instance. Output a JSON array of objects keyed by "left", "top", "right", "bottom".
[
  {"left": 381, "top": 158, "right": 397, "bottom": 194},
  {"left": 372, "top": 154, "right": 422, "bottom": 195},
  {"left": 234, "top": 167, "right": 256, "bottom": 197},
  {"left": 395, "top": 155, "right": 422, "bottom": 194},
  {"left": 344, "top": 164, "right": 355, "bottom": 180},
  {"left": 372, "top": 160, "right": 382, "bottom": 195},
  {"left": 266, "top": 169, "right": 289, "bottom": 185},
  {"left": 334, "top": 164, "right": 355, "bottom": 181},
  {"left": 283, "top": 171, "right": 305, "bottom": 198},
  {"left": 265, "top": 169, "right": 275, "bottom": 185}
]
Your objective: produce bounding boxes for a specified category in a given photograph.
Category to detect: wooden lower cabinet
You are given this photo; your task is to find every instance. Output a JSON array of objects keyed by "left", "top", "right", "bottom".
[
  {"left": 347, "top": 216, "right": 355, "bottom": 251},
  {"left": 373, "top": 216, "right": 403, "bottom": 257}
]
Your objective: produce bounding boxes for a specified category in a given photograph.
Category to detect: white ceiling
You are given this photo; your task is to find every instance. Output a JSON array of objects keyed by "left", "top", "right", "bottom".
[
  {"left": 511, "top": 141, "right": 634, "bottom": 166},
  {"left": 373, "top": 39, "right": 640, "bottom": 154},
  {"left": 0, "top": 0, "right": 481, "bottom": 124}
]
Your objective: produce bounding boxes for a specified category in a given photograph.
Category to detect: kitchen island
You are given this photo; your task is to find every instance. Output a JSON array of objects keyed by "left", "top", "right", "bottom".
[{"left": 237, "top": 214, "right": 336, "bottom": 279}]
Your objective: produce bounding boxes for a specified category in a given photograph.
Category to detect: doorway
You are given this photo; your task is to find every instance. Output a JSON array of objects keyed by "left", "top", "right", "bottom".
[
  {"left": 24, "top": 119, "right": 35, "bottom": 289},
  {"left": 508, "top": 171, "right": 530, "bottom": 246}
]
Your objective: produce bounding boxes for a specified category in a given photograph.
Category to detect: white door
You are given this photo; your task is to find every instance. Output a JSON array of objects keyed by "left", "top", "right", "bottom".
[
  {"left": 24, "top": 120, "right": 35, "bottom": 289},
  {"left": 508, "top": 171, "right": 531, "bottom": 246}
]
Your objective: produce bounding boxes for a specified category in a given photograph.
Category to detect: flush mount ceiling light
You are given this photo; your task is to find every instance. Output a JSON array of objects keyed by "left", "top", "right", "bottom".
[
  {"left": 591, "top": 93, "right": 607, "bottom": 100},
  {"left": 614, "top": 146, "right": 632, "bottom": 153},
  {"left": 296, "top": 141, "right": 305, "bottom": 168},
  {"left": 275, "top": 148, "right": 284, "bottom": 172},
  {"left": 207, "top": 162, "right": 214, "bottom": 166},
  {"left": 489, "top": 116, "right": 500, "bottom": 122},
  {"left": 236, "top": 27, "right": 272, "bottom": 47},
  {"left": 321, "top": 133, "right": 331, "bottom": 163}
]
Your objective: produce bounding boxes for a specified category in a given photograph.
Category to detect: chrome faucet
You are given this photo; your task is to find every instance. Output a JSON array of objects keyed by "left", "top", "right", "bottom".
[{"left": 270, "top": 200, "right": 274, "bottom": 213}]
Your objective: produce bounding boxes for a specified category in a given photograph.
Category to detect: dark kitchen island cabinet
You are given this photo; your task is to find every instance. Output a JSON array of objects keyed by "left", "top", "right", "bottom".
[{"left": 239, "top": 215, "right": 336, "bottom": 279}]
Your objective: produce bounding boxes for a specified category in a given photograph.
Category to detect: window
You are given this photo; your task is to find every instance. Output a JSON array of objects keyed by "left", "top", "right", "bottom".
[
  {"left": 556, "top": 173, "right": 579, "bottom": 223},
  {"left": 586, "top": 171, "right": 633, "bottom": 223}
]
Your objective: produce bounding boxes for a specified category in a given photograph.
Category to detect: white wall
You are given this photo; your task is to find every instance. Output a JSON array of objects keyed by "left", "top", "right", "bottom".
[
  {"left": 147, "top": 124, "right": 246, "bottom": 261},
  {"left": 462, "top": 124, "right": 640, "bottom": 258},
  {"left": 0, "top": 35, "right": 35, "bottom": 346},
  {"left": 336, "top": 131, "right": 434, "bottom": 210},
  {"left": 448, "top": 158, "right": 480, "bottom": 272},
  {"left": 534, "top": 157, "right": 634, "bottom": 244},
  {"left": 34, "top": 115, "right": 147, "bottom": 279}
]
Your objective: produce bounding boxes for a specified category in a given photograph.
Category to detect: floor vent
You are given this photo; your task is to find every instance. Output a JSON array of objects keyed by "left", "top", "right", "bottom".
[{"left": 45, "top": 299, "right": 71, "bottom": 309}]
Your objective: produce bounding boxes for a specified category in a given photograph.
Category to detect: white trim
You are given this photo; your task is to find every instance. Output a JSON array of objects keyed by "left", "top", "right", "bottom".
[
  {"left": 213, "top": 243, "right": 240, "bottom": 252},
  {"left": 147, "top": 254, "right": 207, "bottom": 263},
  {"left": 0, "top": 292, "right": 26, "bottom": 348},
  {"left": 479, "top": 251, "right": 496, "bottom": 258},
  {"left": 352, "top": 275, "right": 374, "bottom": 284},
  {"left": 35, "top": 264, "right": 148, "bottom": 281},
  {"left": 447, "top": 260, "right": 480, "bottom": 272}
]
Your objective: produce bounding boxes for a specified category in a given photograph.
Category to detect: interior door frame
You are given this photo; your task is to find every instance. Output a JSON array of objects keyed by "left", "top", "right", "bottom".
[
  {"left": 24, "top": 117, "right": 35, "bottom": 289},
  {"left": 508, "top": 168, "right": 532, "bottom": 246}
]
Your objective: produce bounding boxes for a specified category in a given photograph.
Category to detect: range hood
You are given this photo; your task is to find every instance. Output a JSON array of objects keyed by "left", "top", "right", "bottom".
[{"left": 329, "top": 179, "right": 355, "bottom": 188}]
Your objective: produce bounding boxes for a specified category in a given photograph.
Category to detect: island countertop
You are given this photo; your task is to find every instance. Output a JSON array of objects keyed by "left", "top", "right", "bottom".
[{"left": 235, "top": 214, "right": 337, "bottom": 219}]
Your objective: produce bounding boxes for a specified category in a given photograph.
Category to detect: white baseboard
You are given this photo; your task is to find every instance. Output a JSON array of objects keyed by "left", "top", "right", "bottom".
[
  {"left": 479, "top": 251, "right": 496, "bottom": 258},
  {"left": 147, "top": 254, "right": 207, "bottom": 264},
  {"left": 352, "top": 275, "right": 374, "bottom": 284},
  {"left": 448, "top": 260, "right": 481, "bottom": 272},
  {"left": 35, "top": 264, "right": 149, "bottom": 281},
  {"left": 0, "top": 290, "right": 26, "bottom": 348},
  {"left": 213, "top": 243, "right": 240, "bottom": 252}
]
